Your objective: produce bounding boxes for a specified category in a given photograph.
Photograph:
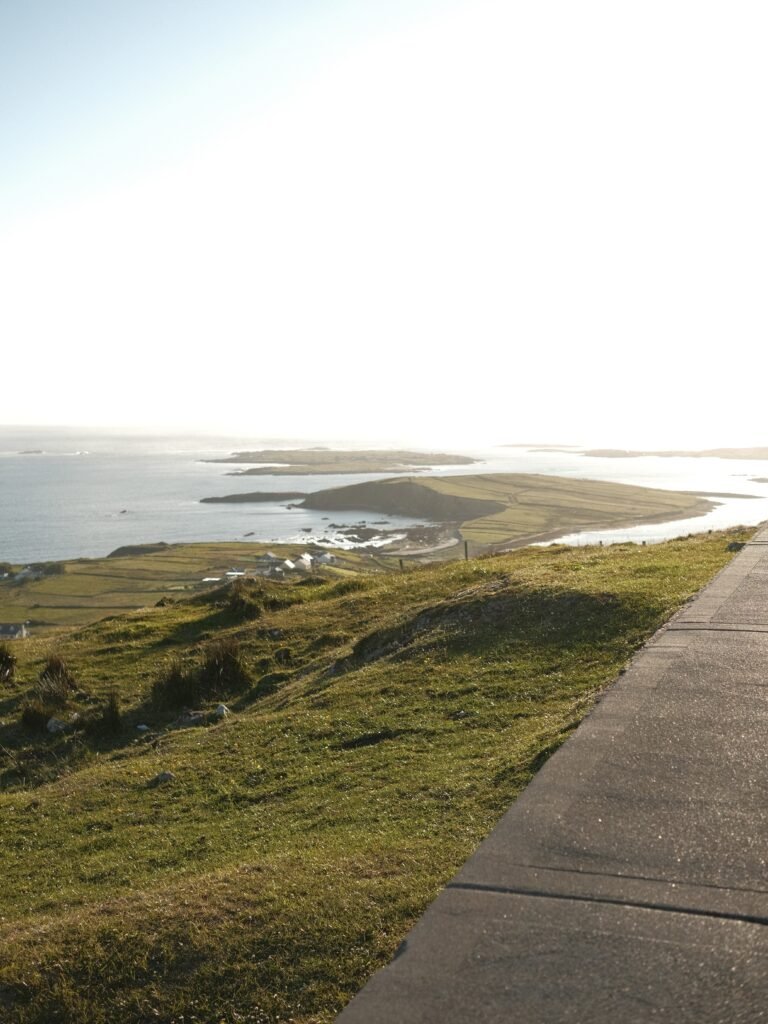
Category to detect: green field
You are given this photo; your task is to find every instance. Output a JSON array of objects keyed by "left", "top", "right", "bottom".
[
  {"left": 0, "top": 528, "right": 750, "bottom": 1023},
  {"left": 303, "top": 472, "right": 714, "bottom": 548},
  {"left": 0, "top": 543, "right": 380, "bottom": 633}
]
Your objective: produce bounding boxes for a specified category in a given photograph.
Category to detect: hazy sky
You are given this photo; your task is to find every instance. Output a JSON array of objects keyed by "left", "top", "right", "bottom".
[{"left": 2, "top": 1, "right": 766, "bottom": 447}]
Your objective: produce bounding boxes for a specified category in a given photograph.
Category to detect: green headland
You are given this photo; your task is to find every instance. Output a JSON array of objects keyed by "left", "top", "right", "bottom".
[
  {"left": 300, "top": 473, "right": 715, "bottom": 548},
  {"left": 199, "top": 472, "right": 716, "bottom": 555}
]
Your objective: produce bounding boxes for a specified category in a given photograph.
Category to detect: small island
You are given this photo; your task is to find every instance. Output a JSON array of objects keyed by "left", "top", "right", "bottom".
[
  {"left": 201, "top": 491, "right": 307, "bottom": 504},
  {"left": 203, "top": 448, "right": 477, "bottom": 475}
]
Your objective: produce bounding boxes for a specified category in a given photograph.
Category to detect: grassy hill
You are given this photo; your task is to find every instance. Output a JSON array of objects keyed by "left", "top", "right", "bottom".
[
  {"left": 0, "top": 528, "right": 750, "bottom": 1023},
  {"left": 303, "top": 473, "right": 715, "bottom": 548}
]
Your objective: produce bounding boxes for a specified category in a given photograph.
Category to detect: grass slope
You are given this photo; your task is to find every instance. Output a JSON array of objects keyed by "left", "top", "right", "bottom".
[
  {"left": 303, "top": 473, "right": 714, "bottom": 548},
  {"left": 0, "top": 529, "right": 749, "bottom": 1023}
]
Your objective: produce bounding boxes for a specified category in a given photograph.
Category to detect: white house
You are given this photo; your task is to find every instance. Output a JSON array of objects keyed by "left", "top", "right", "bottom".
[{"left": 0, "top": 623, "right": 27, "bottom": 639}]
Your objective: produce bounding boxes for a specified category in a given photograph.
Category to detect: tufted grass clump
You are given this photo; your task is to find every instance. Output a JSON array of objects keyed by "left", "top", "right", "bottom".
[
  {"left": 226, "top": 578, "right": 264, "bottom": 620},
  {"left": 151, "top": 639, "right": 251, "bottom": 709},
  {"left": 37, "top": 654, "right": 77, "bottom": 706},
  {"left": 198, "top": 637, "right": 251, "bottom": 697},
  {"left": 20, "top": 699, "right": 60, "bottom": 733},
  {"left": 0, "top": 642, "right": 16, "bottom": 683},
  {"left": 93, "top": 690, "right": 123, "bottom": 736},
  {"left": 151, "top": 658, "right": 196, "bottom": 709}
]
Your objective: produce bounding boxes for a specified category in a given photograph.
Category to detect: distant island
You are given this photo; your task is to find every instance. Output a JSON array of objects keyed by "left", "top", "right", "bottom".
[
  {"left": 201, "top": 491, "right": 306, "bottom": 504},
  {"left": 582, "top": 447, "right": 768, "bottom": 460},
  {"left": 203, "top": 448, "right": 477, "bottom": 475}
]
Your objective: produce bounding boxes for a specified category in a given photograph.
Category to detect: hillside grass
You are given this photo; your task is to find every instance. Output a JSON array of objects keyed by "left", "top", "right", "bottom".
[{"left": 0, "top": 528, "right": 751, "bottom": 1023}]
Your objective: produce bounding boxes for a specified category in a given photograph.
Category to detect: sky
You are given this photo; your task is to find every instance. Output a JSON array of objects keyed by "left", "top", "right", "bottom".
[{"left": 1, "top": 0, "right": 767, "bottom": 448}]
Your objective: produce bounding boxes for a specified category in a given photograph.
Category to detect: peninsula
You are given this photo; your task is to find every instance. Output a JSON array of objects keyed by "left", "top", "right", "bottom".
[
  {"left": 300, "top": 473, "right": 714, "bottom": 550},
  {"left": 200, "top": 474, "right": 716, "bottom": 552}
]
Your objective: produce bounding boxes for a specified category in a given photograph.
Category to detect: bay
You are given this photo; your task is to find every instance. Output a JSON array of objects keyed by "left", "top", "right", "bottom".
[{"left": 2, "top": 427, "right": 768, "bottom": 563}]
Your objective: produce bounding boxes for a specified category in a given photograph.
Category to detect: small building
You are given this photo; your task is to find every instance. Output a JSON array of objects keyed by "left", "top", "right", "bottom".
[
  {"left": 295, "top": 553, "right": 314, "bottom": 572},
  {"left": 283, "top": 559, "right": 296, "bottom": 572},
  {"left": 0, "top": 623, "right": 27, "bottom": 639},
  {"left": 254, "top": 552, "right": 282, "bottom": 567}
]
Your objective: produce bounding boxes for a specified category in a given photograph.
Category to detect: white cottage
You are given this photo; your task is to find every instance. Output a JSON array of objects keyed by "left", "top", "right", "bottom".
[{"left": 0, "top": 623, "right": 27, "bottom": 639}]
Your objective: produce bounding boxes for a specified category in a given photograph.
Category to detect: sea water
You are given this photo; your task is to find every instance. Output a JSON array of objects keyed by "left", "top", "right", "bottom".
[{"left": 2, "top": 427, "right": 768, "bottom": 563}]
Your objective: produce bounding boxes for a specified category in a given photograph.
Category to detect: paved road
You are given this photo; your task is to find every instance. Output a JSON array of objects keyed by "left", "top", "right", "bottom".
[{"left": 338, "top": 527, "right": 768, "bottom": 1022}]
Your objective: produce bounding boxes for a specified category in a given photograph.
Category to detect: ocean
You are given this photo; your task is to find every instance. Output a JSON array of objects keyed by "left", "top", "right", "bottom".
[{"left": 2, "top": 427, "right": 768, "bottom": 563}]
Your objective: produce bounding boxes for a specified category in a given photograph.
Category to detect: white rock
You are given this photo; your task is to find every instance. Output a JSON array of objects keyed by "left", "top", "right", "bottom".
[
  {"left": 46, "top": 717, "right": 67, "bottom": 734},
  {"left": 136, "top": 724, "right": 150, "bottom": 732},
  {"left": 214, "top": 704, "right": 230, "bottom": 719}
]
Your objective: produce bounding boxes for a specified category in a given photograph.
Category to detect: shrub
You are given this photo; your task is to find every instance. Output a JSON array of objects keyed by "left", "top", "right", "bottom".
[
  {"left": 39, "top": 654, "right": 76, "bottom": 689},
  {"left": 151, "top": 640, "right": 252, "bottom": 709},
  {"left": 199, "top": 638, "right": 251, "bottom": 697},
  {"left": 325, "top": 578, "right": 368, "bottom": 598},
  {"left": 30, "top": 561, "right": 66, "bottom": 576},
  {"left": 151, "top": 659, "right": 197, "bottom": 710},
  {"left": 36, "top": 655, "right": 77, "bottom": 707},
  {"left": 82, "top": 691, "right": 123, "bottom": 737},
  {"left": 99, "top": 690, "right": 123, "bottom": 735},
  {"left": 226, "top": 579, "right": 264, "bottom": 620},
  {"left": 0, "top": 643, "right": 16, "bottom": 683},
  {"left": 20, "top": 699, "right": 59, "bottom": 732}
]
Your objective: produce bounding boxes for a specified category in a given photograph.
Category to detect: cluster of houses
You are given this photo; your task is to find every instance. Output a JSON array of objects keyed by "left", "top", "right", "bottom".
[{"left": 200, "top": 550, "right": 337, "bottom": 586}]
